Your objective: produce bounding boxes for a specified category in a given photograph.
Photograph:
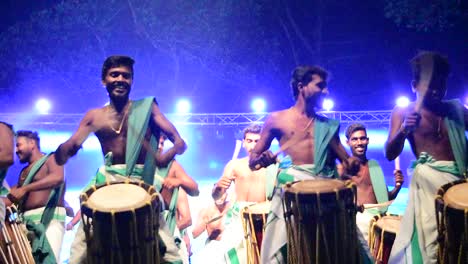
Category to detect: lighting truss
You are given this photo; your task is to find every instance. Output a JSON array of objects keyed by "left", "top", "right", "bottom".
[{"left": 0, "top": 110, "right": 391, "bottom": 129}]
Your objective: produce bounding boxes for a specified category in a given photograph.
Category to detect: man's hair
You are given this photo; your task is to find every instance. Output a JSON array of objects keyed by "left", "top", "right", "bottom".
[
  {"left": 290, "top": 65, "right": 328, "bottom": 100},
  {"left": 0, "top": 121, "right": 14, "bottom": 134},
  {"left": 101, "top": 55, "right": 135, "bottom": 80},
  {"left": 345, "top": 123, "right": 367, "bottom": 140},
  {"left": 16, "top": 130, "right": 40, "bottom": 149},
  {"left": 243, "top": 124, "right": 262, "bottom": 139},
  {"left": 410, "top": 51, "right": 450, "bottom": 83}
]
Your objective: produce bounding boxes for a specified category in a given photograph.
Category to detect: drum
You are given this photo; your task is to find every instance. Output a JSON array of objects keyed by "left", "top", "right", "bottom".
[
  {"left": 282, "top": 179, "right": 359, "bottom": 264},
  {"left": 241, "top": 201, "right": 271, "bottom": 264},
  {"left": 368, "top": 214, "right": 401, "bottom": 264},
  {"left": 435, "top": 179, "right": 468, "bottom": 264},
  {"left": 0, "top": 206, "right": 34, "bottom": 264},
  {"left": 80, "top": 180, "right": 160, "bottom": 264}
]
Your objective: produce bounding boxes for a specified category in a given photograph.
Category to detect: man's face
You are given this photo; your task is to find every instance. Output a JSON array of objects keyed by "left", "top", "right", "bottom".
[
  {"left": 158, "top": 137, "right": 165, "bottom": 153},
  {"left": 346, "top": 130, "right": 369, "bottom": 158},
  {"left": 16, "top": 137, "right": 33, "bottom": 164},
  {"left": 301, "top": 74, "right": 328, "bottom": 107},
  {"left": 243, "top": 132, "right": 261, "bottom": 154},
  {"left": 102, "top": 66, "right": 133, "bottom": 100}
]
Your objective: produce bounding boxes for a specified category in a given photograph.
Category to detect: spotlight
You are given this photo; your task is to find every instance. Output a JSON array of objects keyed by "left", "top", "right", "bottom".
[
  {"left": 35, "top": 98, "right": 51, "bottom": 114},
  {"left": 322, "top": 99, "right": 334, "bottom": 111},
  {"left": 396, "top": 96, "right": 410, "bottom": 108},
  {"left": 251, "top": 98, "right": 266, "bottom": 113},
  {"left": 176, "top": 99, "right": 191, "bottom": 113}
]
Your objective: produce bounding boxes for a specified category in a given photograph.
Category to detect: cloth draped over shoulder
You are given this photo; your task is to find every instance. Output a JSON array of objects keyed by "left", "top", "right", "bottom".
[
  {"left": 368, "top": 159, "right": 389, "bottom": 214},
  {"left": 155, "top": 160, "right": 180, "bottom": 235},
  {"left": 21, "top": 153, "right": 64, "bottom": 264},
  {"left": 444, "top": 99, "right": 467, "bottom": 178}
]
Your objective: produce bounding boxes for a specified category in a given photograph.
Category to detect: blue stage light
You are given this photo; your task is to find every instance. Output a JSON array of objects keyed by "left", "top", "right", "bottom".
[
  {"left": 251, "top": 98, "right": 266, "bottom": 113},
  {"left": 322, "top": 99, "right": 334, "bottom": 111},
  {"left": 176, "top": 99, "right": 191, "bottom": 113},
  {"left": 35, "top": 98, "right": 51, "bottom": 114},
  {"left": 396, "top": 96, "right": 410, "bottom": 107}
]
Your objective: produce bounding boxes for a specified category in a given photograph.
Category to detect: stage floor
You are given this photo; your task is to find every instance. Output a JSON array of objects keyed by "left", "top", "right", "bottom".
[{"left": 60, "top": 181, "right": 408, "bottom": 263}]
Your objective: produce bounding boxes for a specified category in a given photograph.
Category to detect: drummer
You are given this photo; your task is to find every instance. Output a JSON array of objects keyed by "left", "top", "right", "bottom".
[
  {"left": 4, "top": 130, "right": 66, "bottom": 263},
  {"left": 385, "top": 51, "right": 468, "bottom": 264},
  {"left": 201, "top": 124, "right": 276, "bottom": 263},
  {"left": 249, "top": 65, "right": 361, "bottom": 264},
  {"left": 0, "top": 121, "right": 14, "bottom": 226},
  {"left": 338, "top": 123, "right": 404, "bottom": 240},
  {"left": 55, "top": 55, "right": 187, "bottom": 264}
]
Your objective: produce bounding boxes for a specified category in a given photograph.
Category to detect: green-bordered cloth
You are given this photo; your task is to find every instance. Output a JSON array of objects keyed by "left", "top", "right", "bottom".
[{"left": 20, "top": 153, "right": 65, "bottom": 264}]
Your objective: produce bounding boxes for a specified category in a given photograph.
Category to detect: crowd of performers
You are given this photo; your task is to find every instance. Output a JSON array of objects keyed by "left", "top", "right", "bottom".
[{"left": 0, "top": 51, "right": 466, "bottom": 264}]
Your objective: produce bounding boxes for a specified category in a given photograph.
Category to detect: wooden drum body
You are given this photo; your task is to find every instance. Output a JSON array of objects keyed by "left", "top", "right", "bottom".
[
  {"left": 435, "top": 179, "right": 468, "bottom": 264},
  {"left": 80, "top": 180, "right": 160, "bottom": 264},
  {"left": 368, "top": 214, "right": 401, "bottom": 264},
  {"left": 282, "top": 179, "right": 359, "bottom": 264},
  {"left": 0, "top": 206, "right": 34, "bottom": 264},
  {"left": 241, "top": 201, "right": 271, "bottom": 264}
]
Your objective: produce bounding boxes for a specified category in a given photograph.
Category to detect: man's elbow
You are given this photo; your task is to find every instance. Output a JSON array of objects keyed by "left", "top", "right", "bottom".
[{"left": 175, "top": 139, "right": 187, "bottom": 155}]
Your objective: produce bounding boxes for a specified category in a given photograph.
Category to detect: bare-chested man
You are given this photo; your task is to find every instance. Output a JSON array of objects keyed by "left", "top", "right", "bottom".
[
  {"left": 56, "top": 55, "right": 187, "bottom": 264},
  {"left": 0, "top": 122, "right": 14, "bottom": 225},
  {"left": 191, "top": 193, "right": 232, "bottom": 264},
  {"left": 212, "top": 124, "right": 273, "bottom": 203},
  {"left": 385, "top": 51, "right": 468, "bottom": 264},
  {"left": 338, "top": 123, "right": 404, "bottom": 241},
  {"left": 206, "top": 124, "right": 275, "bottom": 263},
  {"left": 249, "top": 65, "right": 360, "bottom": 263},
  {"left": 156, "top": 135, "right": 198, "bottom": 264},
  {"left": 5, "top": 130, "right": 66, "bottom": 263}
]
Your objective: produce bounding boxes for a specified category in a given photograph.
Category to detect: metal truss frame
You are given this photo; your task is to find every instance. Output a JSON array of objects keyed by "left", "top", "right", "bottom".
[{"left": 0, "top": 110, "right": 392, "bottom": 128}]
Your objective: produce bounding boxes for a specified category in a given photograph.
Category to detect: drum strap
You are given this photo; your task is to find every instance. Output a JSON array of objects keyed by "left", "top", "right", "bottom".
[
  {"left": 313, "top": 116, "right": 340, "bottom": 178},
  {"left": 368, "top": 159, "right": 388, "bottom": 213},
  {"left": 126, "top": 96, "right": 158, "bottom": 184},
  {"left": 444, "top": 99, "right": 467, "bottom": 178}
]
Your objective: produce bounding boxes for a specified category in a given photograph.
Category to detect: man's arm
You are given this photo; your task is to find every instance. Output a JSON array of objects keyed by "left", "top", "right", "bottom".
[
  {"left": 176, "top": 189, "right": 192, "bottom": 231},
  {"left": 150, "top": 103, "right": 187, "bottom": 158},
  {"left": 249, "top": 115, "right": 277, "bottom": 170},
  {"left": 55, "top": 111, "right": 97, "bottom": 165},
  {"left": 191, "top": 208, "right": 208, "bottom": 239},
  {"left": 163, "top": 161, "right": 199, "bottom": 196},
  {"left": 212, "top": 160, "right": 235, "bottom": 200},
  {"left": 0, "top": 122, "right": 14, "bottom": 169},
  {"left": 385, "top": 106, "right": 419, "bottom": 161},
  {"left": 8, "top": 154, "right": 64, "bottom": 202},
  {"left": 388, "top": 169, "right": 404, "bottom": 200}
]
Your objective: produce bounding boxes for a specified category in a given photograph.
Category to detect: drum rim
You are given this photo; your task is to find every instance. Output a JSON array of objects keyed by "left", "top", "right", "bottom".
[
  {"left": 436, "top": 179, "right": 468, "bottom": 210},
  {"left": 80, "top": 180, "right": 159, "bottom": 214}
]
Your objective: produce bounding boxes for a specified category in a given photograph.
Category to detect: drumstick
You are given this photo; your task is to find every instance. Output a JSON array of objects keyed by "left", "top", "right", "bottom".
[
  {"left": 363, "top": 199, "right": 394, "bottom": 210},
  {"left": 414, "top": 54, "right": 434, "bottom": 113},
  {"left": 394, "top": 156, "right": 402, "bottom": 187},
  {"left": 232, "top": 139, "right": 242, "bottom": 160},
  {"left": 205, "top": 214, "right": 223, "bottom": 225}
]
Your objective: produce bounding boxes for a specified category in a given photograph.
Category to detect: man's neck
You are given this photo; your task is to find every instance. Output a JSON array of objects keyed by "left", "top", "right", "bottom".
[
  {"left": 28, "top": 151, "right": 44, "bottom": 165},
  {"left": 354, "top": 154, "right": 368, "bottom": 164},
  {"left": 110, "top": 98, "right": 130, "bottom": 112},
  {"left": 293, "top": 100, "right": 316, "bottom": 118}
]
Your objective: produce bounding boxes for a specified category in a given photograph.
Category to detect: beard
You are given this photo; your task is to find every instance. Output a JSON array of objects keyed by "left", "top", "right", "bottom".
[
  {"left": 17, "top": 153, "right": 30, "bottom": 164},
  {"left": 106, "top": 81, "right": 131, "bottom": 101}
]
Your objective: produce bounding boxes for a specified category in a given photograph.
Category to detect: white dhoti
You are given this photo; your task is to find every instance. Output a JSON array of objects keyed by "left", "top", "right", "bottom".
[
  {"left": 356, "top": 210, "right": 376, "bottom": 244},
  {"left": 69, "top": 164, "right": 181, "bottom": 264},
  {"left": 389, "top": 160, "right": 460, "bottom": 264},
  {"left": 23, "top": 206, "right": 66, "bottom": 263}
]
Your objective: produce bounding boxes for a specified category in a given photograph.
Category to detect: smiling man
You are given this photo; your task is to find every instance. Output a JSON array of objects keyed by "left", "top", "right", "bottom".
[
  {"left": 338, "top": 123, "right": 404, "bottom": 241},
  {"left": 55, "top": 55, "right": 187, "bottom": 264}
]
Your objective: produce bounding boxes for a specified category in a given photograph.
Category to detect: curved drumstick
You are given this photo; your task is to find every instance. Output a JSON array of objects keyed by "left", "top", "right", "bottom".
[
  {"left": 205, "top": 214, "right": 223, "bottom": 225},
  {"left": 232, "top": 140, "right": 242, "bottom": 160},
  {"left": 394, "top": 156, "right": 402, "bottom": 187},
  {"left": 363, "top": 200, "right": 394, "bottom": 210},
  {"left": 414, "top": 54, "right": 434, "bottom": 113}
]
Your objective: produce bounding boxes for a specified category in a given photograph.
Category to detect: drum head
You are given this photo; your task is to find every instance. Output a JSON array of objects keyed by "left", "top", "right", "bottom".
[
  {"left": 244, "top": 201, "right": 271, "bottom": 215},
  {"left": 285, "top": 179, "right": 345, "bottom": 194},
  {"left": 443, "top": 182, "right": 468, "bottom": 210},
  {"left": 375, "top": 215, "right": 401, "bottom": 234},
  {"left": 86, "top": 183, "right": 151, "bottom": 212}
]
